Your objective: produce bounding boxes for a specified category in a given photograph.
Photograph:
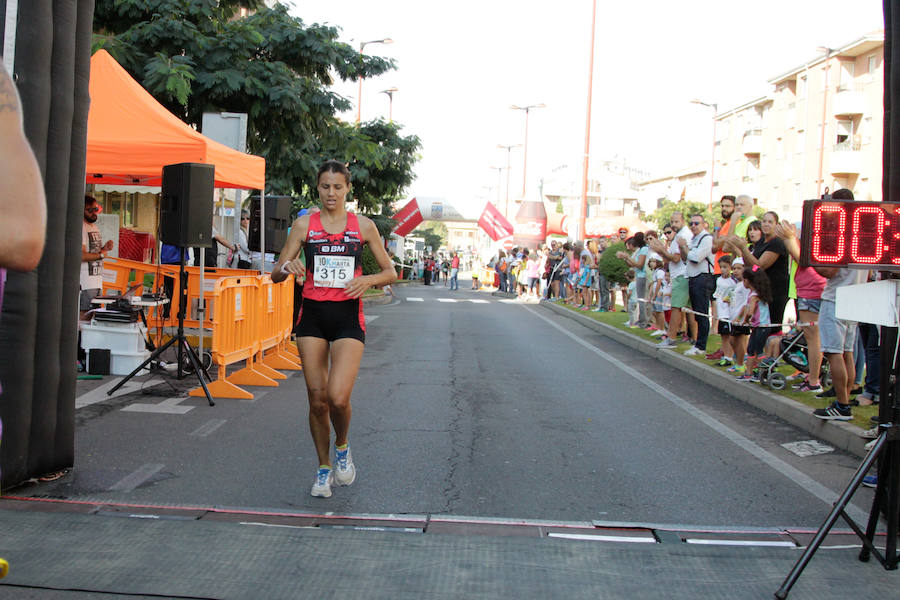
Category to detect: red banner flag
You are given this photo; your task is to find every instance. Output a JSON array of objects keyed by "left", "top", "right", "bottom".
[
  {"left": 478, "top": 202, "right": 514, "bottom": 241},
  {"left": 391, "top": 198, "right": 423, "bottom": 237}
]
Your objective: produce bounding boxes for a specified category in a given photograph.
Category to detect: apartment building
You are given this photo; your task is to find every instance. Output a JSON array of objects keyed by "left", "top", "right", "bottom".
[{"left": 712, "top": 31, "right": 884, "bottom": 221}]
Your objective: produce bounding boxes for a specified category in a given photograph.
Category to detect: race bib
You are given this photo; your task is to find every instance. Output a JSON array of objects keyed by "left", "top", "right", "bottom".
[{"left": 313, "top": 255, "right": 354, "bottom": 288}]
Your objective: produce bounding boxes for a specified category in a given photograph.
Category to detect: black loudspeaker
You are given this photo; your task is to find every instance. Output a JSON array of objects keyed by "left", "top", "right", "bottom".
[
  {"left": 88, "top": 349, "right": 110, "bottom": 376},
  {"left": 160, "top": 162, "right": 215, "bottom": 247},
  {"left": 249, "top": 195, "right": 292, "bottom": 253}
]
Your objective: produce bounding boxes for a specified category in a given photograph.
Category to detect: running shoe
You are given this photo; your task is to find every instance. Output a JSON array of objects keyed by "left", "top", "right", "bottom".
[
  {"left": 705, "top": 349, "right": 724, "bottom": 361},
  {"left": 334, "top": 445, "right": 356, "bottom": 486},
  {"left": 812, "top": 401, "right": 853, "bottom": 421},
  {"left": 727, "top": 364, "right": 746, "bottom": 374},
  {"left": 650, "top": 330, "right": 665, "bottom": 337},
  {"left": 311, "top": 466, "right": 334, "bottom": 498},
  {"left": 655, "top": 338, "right": 677, "bottom": 349},
  {"left": 684, "top": 347, "right": 703, "bottom": 356},
  {"left": 862, "top": 475, "right": 878, "bottom": 488},
  {"left": 795, "top": 382, "right": 823, "bottom": 393},
  {"left": 735, "top": 373, "right": 758, "bottom": 382},
  {"left": 716, "top": 358, "right": 733, "bottom": 367},
  {"left": 859, "top": 426, "right": 879, "bottom": 440}
]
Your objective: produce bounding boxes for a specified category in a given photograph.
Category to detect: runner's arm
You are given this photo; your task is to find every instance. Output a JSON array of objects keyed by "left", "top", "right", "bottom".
[
  {"left": 0, "top": 61, "right": 46, "bottom": 271},
  {"left": 272, "top": 216, "right": 309, "bottom": 283},
  {"left": 342, "top": 216, "right": 397, "bottom": 299}
]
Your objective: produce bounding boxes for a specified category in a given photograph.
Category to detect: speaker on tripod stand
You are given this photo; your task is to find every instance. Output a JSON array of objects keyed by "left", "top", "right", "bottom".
[{"left": 107, "top": 163, "right": 216, "bottom": 406}]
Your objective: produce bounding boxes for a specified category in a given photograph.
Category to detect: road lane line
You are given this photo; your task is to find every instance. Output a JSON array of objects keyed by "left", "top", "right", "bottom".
[
  {"left": 76, "top": 377, "right": 165, "bottom": 409},
  {"left": 436, "top": 299, "right": 457, "bottom": 303},
  {"left": 468, "top": 299, "right": 489, "bottom": 304},
  {"left": 406, "top": 297, "right": 424, "bottom": 302},
  {"left": 121, "top": 397, "right": 194, "bottom": 414},
  {"left": 190, "top": 419, "right": 228, "bottom": 437},
  {"left": 524, "top": 306, "right": 869, "bottom": 524},
  {"left": 108, "top": 463, "right": 165, "bottom": 492}
]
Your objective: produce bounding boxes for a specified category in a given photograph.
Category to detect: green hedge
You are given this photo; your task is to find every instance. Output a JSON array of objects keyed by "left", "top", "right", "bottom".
[{"left": 598, "top": 242, "right": 629, "bottom": 286}]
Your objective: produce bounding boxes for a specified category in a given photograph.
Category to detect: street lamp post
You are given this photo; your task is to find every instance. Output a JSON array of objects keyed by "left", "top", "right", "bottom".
[
  {"left": 816, "top": 46, "right": 835, "bottom": 198},
  {"left": 380, "top": 87, "right": 398, "bottom": 122},
  {"left": 510, "top": 103, "right": 545, "bottom": 199},
  {"left": 489, "top": 166, "right": 506, "bottom": 207},
  {"left": 497, "top": 144, "right": 520, "bottom": 220},
  {"left": 580, "top": 0, "right": 597, "bottom": 242},
  {"left": 691, "top": 98, "right": 718, "bottom": 210},
  {"left": 356, "top": 38, "right": 393, "bottom": 124}
]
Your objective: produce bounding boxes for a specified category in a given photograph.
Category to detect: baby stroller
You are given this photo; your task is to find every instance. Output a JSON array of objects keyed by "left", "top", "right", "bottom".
[{"left": 758, "top": 327, "right": 831, "bottom": 391}]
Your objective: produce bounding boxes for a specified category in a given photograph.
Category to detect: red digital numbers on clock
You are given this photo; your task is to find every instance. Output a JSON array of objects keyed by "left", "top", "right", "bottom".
[{"left": 800, "top": 199, "right": 900, "bottom": 269}]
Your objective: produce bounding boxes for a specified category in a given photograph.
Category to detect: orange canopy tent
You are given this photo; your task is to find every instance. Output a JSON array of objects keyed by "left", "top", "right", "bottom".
[{"left": 85, "top": 49, "right": 265, "bottom": 190}]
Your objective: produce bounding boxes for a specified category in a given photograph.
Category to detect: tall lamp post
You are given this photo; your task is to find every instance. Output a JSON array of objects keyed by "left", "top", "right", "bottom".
[
  {"left": 815, "top": 46, "right": 835, "bottom": 198},
  {"left": 691, "top": 98, "right": 718, "bottom": 211},
  {"left": 356, "top": 38, "right": 393, "bottom": 124},
  {"left": 580, "top": 0, "right": 598, "bottom": 242},
  {"left": 380, "top": 87, "right": 398, "bottom": 122},
  {"left": 497, "top": 144, "right": 521, "bottom": 219},
  {"left": 510, "top": 103, "right": 545, "bottom": 199},
  {"left": 488, "top": 166, "right": 506, "bottom": 207}
]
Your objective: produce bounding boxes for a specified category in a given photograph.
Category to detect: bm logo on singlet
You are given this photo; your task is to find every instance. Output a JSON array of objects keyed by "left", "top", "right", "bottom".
[{"left": 320, "top": 245, "right": 346, "bottom": 253}]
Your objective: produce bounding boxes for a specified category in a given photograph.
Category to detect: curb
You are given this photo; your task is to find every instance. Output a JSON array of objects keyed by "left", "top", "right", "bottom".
[{"left": 540, "top": 301, "right": 869, "bottom": 459}]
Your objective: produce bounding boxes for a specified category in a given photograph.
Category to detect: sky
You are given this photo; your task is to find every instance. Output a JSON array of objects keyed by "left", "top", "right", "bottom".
[{"left": 290, "top": 0, "right": 885, "bottom": 217}]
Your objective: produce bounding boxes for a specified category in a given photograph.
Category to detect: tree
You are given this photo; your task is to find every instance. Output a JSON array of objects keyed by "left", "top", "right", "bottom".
[
  {"left": 413, "top": 226, "right": 443, "bottom": 253},
  {"left": 92, "top": 1, "right": 420, "bottom": 213},
  {"left": 649, "top": 200, "right": 717, "bottom": 232}
]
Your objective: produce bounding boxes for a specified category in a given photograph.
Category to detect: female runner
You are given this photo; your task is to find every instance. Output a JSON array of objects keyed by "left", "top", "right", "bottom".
[{"left": 272, "top": 160, "right": 397, "bottom": 497}]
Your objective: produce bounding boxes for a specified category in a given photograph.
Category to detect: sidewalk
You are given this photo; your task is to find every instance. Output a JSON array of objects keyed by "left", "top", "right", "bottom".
[{"left": 541, "top": 301, "right": 871, "bottom": 458}]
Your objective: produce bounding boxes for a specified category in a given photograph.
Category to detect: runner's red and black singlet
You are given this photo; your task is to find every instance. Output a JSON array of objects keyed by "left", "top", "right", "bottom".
[{"left": 295, "top": 212, "right": 366, "bottom": 342}]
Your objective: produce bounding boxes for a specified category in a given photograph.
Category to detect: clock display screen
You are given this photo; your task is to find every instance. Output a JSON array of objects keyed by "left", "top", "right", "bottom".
[{"left": 800, "top": 199, "right": 900, "bottom": 270}]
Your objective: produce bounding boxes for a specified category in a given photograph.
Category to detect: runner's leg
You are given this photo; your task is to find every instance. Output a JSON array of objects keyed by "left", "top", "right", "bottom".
[
  {"left": 327, "top": 338, "right": 365, "bottom": 447},
  {"left": 298, "top": 336, "right": 332, "bottom": 467}
]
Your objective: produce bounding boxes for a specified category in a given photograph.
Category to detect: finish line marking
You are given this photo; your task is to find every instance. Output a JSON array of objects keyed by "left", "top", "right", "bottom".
[{"left": 524, "top": 306, "right": 869, "bottom": 525}]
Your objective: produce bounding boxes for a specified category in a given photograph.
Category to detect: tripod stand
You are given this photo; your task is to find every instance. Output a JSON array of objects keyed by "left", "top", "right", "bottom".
[
  {"left": 775, "top": 325, "right": 899, "bottom": 598},
  {"left": 106, "top": 252, "right": 215, "bottom": 406}
]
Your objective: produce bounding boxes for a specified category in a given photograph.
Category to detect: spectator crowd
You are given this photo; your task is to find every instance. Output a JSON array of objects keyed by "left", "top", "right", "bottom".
[{"left": 481, "top": 192, "right": 882, "bottom": 446}]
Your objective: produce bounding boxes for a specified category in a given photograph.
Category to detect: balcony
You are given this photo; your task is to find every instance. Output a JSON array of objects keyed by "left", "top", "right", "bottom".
[
  {"left": 830, "top": 141, "right": 863, "bottom": 175},
  {"left": 833, "top": 83, "right": 866, "bottom": 116},
  {"left": 742, "top": 129, "right": 762, "bottom": 155}
]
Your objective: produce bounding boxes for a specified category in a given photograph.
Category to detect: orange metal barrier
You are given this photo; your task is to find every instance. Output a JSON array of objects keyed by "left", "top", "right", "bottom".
[
  {"left": 100, "top": 257, "right": 159, "bottom": 296},
  {"left": 148, "top": 265, "right": 258, "bottom": 331},
  {"left": 189, "top": 276, "right": 270, "bottom": 399},
  {"left": 189, "top": 274, "right": 300, "bottom": 400},
  {"left": 259, "top": 275, "right": 302, "bottom": 372}
]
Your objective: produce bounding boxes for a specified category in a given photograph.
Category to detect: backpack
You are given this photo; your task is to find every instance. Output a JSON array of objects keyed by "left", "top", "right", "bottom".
[{"left": 498, "top": 258, "right": 508, "bottom": 272}]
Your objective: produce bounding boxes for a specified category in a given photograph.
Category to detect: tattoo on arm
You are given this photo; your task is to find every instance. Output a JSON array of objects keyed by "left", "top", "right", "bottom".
[{"left": 0, "top": 66, "right": 21, "bottom": 114}]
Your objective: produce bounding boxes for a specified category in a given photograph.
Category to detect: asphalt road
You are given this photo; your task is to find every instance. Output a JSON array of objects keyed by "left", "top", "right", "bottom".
[{"left": 13, "top": 280, "right": 875, "bottom": 529}]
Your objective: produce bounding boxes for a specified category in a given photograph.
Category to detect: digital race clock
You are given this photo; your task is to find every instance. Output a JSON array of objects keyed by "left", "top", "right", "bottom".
[{"left": 800, "top": 199, "right": 900, "bottom": 270}]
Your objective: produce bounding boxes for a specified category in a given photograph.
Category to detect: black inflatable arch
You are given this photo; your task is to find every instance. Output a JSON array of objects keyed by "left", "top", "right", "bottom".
[{"left": 0, "top": 1, "right": 94, "bottom": 487}]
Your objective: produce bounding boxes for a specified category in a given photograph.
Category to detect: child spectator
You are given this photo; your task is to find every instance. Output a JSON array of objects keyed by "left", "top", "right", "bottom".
[
  {"left": 648, "top": 254, "right": 667, "bottom": 334},
  {"left": 728, "top": 259, "right": 750, "bottom": 373},
  {"left": 625, "top": 270, "right": 638, "bottom": 326},
  {"left": 661, "top": 270, "right": 672, "bottom": 324},
  {"left": 710, "top": 255, "right": 737, "bottom": 366},
  {"left": 734, "top": 268, "right": 772, "bottom": 382}
]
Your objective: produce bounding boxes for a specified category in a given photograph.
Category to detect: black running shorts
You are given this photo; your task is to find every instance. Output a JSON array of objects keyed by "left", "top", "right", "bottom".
[{"left": 295, "top": 298, "right": 365, "bottom": 343}]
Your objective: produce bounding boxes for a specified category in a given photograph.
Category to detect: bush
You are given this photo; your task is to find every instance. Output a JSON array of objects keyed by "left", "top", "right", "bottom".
[
  {"left": 361, "top": 245, "right": 380, "bottom": 275},
  {"left": 598, "top": 242, "right": 629, "bottom": 286}
]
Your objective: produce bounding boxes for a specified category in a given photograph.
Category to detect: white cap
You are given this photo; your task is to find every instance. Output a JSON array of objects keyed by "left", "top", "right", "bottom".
[{"left": 733, "top": 257, "right": 744, "bottom": 266}]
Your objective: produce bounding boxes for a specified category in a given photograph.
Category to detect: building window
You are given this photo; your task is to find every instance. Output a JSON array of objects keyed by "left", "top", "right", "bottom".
[{"left": 868, "top": 55, "right": 878, "bottom": 75}]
